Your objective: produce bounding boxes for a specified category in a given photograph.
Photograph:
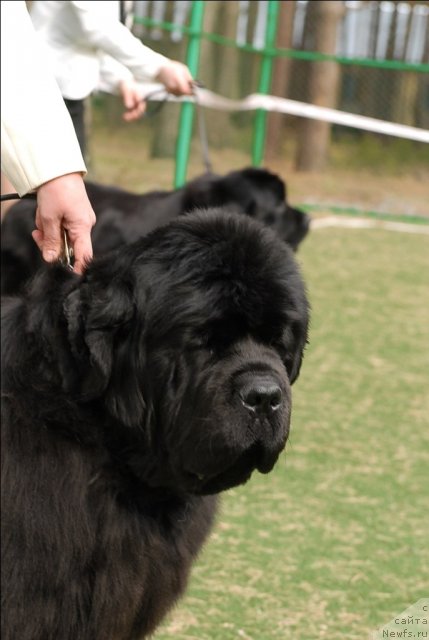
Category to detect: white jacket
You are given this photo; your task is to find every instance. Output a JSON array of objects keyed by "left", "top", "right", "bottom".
[
  {"left": 1, "top": 1, "right": 86, "bottom": 196},
  {"left": 30, "top": 0, "right": 169, "bottom": 99}
]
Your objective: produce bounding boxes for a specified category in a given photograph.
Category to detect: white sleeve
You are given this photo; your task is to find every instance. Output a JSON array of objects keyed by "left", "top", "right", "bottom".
[
  {"left": 0, "top": 1, "right": 87, "bottom": 196},
  {"left": 97, "top": 54, "right": 133, "bottom": 95},
  {"left": 69, "top": 1, "right": 169, "bottom": 83}
]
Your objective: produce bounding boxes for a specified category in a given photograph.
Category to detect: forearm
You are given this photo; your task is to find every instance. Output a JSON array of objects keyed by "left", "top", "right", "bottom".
[
  {"left": 0, "top": 1, "right": 86, "bottom": 195},
  {"left": 98, "top": 54, "right": 134, "bottom": 95},
  {"left": 71, "top": 1, "right": 169, "bottom": 83}
]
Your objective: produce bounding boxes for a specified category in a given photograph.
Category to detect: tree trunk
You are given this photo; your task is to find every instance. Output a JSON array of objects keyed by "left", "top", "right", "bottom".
[
  {"left": 149, "top": 1, "right": 188, "bottom": 158},
  {"left": 197, "top": 0, "right": 219, "bottom": 91},
  {"left": 265, "top": 1, "right": 296, "bottom": 162},
  {"left": 392, "top": 72, "right": 419, "bottom": 127},
  {"left": 203, "top": 1, "right": 241, "bottom": 149},
  {"left": 150, "top": 38, "right": 186, "bottom": 159},
  {"left": 295, "top": 1, "right": 344, "bottom": 171}
]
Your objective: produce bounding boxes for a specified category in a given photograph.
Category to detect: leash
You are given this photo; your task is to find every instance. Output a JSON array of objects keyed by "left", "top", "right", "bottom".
[
  {"left": 1, "top": 192, "right": 73, "bottom": 270},
  {"left": 0, "top": 192, "right": 37, "bottom": 202},
  {"left": 193, "top": 82, "right": 213, "bottom": 174},
  {"left": 137, "top": 80, "right": 213, "bottom": 173},
  {"left": 138, "top": 87, "right": 169, "bottom": 118}
]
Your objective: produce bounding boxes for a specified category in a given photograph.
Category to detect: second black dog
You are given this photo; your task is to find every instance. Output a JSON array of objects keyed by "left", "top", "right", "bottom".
[{"left": 1, "top": 167, "right": 310, "bottom": 296}]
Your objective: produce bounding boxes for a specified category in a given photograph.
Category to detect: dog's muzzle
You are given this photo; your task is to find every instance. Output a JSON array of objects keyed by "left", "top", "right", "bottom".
[{"left": 181, "top": 369, "right": 290, "bottom": 495}]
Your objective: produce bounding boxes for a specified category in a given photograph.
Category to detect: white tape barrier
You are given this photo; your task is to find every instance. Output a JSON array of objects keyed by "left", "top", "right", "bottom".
[
  {"left": 139, "top": 83, "right": 429, "bottom": 144},
  {"left": 197, "top": 90, "right": 429, "bottom": 144}
]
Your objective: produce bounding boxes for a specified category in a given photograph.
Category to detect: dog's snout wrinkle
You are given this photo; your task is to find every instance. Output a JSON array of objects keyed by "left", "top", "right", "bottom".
[{"left": 239, "top": 377, "right": 282, "bottom": 415}]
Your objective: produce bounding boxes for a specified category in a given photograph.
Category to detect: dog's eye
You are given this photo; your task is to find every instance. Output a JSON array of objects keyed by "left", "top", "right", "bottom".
[
  {"left": 264, "top": 212, "right": 276, "bottom": 225},
  {"left": 192, "top": 343, "right": 215, "bottom": 358},
  {"left": 276, "top": 343, "right": 286, "bottom": 357},
  {"left": 187, "top": 335, "right": 216, "bottom": 357},
  {"left": 187, "top": 336, "right": 207, "bottom": 351},
  {"left": 271, "top": 340, "right": 288, "bottom": 361}
]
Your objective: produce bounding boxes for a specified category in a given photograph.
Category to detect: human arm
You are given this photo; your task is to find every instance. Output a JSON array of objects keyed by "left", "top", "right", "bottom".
[
  {"left": 155, "top": 60, "right": 194, "bottom": 96},
  {"left": 69, "top": 1, "right": 171, "bottom": 83},
  {"left": 98, "top": 54, "right": 147, "bottom": 121},
  {"left": 0, "top": 1, "right": 95, "bottom": 273},
  {"left": 98, "top": 55, "right": 193, "bottom": 122},
  {"left": 70, "top": 1, "right": 194, "bottom": 96}
]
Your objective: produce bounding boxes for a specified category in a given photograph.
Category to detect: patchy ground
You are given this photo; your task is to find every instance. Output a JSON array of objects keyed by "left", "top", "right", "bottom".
[
  {"left": 86, "top": 114, "right": 429, "bottom": 639},
  {"left": 150, "top": 227, "right": 429, "bottom": 640},
  {"left": 88, "top": 111, "right": 428, "bottom": 220}
]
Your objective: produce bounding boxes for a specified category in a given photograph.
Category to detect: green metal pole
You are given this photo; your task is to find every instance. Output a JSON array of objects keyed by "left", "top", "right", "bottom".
[
  {"left": 174, "top": 0, "right": 205, "bottom": 188},
  {"left": 251, "top": 0, "right": 280, "bottom": 166}
]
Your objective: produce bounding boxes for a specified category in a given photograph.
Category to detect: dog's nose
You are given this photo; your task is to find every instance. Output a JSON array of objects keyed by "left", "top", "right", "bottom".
[{"left": 240, "top": 378, "right": 282, "bottom": 414}]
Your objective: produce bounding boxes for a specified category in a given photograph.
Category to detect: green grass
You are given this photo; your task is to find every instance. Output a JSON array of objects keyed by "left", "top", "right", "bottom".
[
  {"left": 86, "top": 103, "right": 428, "bottom": 636},
  {"left": 330, "top": 133, "right": 429, "bottom": 175},
  {"left": 153, "top": 227, "right": 429, "bottom": 640}
]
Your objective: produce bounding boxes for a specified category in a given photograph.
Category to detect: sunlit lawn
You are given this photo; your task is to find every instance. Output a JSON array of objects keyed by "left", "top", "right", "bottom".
[
  {"left": 88, "top": 104, "right": 429, "bottom": 639},
  {"left": 153, "top": 226, "right": 429, "bottom": 640}
]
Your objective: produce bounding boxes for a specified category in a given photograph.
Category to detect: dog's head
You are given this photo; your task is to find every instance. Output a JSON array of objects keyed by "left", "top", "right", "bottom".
[
  {"left": 25, "top": 211, "right": 309, "bottom": 496},
  {"left": 182, "top": 167, "right": 311, "bottom": 251}
]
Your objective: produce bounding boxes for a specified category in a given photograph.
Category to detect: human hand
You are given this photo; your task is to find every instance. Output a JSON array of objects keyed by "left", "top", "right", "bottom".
[
  {"left": 119, "top": 78, "right": 147, "bottom": 122},
  {"left": 32, "top": 173, "right": 96, "bottom": 275},
  {"left": 156, "top": 60, "right": 194, "bottom": 96}
]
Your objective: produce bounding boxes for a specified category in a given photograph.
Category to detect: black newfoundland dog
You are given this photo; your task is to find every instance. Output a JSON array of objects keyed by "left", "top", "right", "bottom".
[
  {"left": 1, "top": 167, "right": 310, "bottom": 296},
  {"left": 1, "top": 210, "right": 309, "bottom": 640}
]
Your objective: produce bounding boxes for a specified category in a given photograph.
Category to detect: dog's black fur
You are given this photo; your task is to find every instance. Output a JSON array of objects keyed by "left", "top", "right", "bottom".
[
  {"left": 1, "top": 167, "right": 310, "bottom": 296},
  {"left": 1, "top": 210, "right": 309, "bottom": 640}
]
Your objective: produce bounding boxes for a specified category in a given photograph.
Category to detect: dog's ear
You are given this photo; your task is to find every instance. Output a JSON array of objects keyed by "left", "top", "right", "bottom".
[
  {"left": 280, "top": 206, "right": 311, "bottom": 251},
  {"left": 220, "top": 172, "right": 258, "bottom": 217},
  {"left": 64, "top": 280, "right": 148, "bottom": 428},
  {"left": 282, "top": 314, "right": 309, "bottom": 386},
  {"left": 287, "top": 344, "right": 305, "bottom": 385},
  {"left": 103, "top": 325, "right": 147, "bottom": 429},
  {"left": 182, "top": 173, "right": 219, "bottom": 212},
  {"left": 183, "top": 172, "right": 258, "bottom": 217},
  {"left": 64, "top": 282, "right": 134, "bottom": 399},
  {"left": 240, "top": 168, "right": 286, "bottom": 201}
]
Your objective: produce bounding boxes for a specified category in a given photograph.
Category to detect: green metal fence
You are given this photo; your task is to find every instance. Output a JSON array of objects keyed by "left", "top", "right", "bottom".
[{"left": 132, "top": 1, "right": 429, "bottom": 189}]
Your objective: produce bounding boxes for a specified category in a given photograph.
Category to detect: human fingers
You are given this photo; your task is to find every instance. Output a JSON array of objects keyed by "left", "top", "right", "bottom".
[
  {"left": 36, "top": 173, "right": 96, "bottom": 272},
  {"left": 36, "top": 208, "right": 63, "bottom": 263},
  {"left": 69, "top": 234, "right": 93, "bottom": 275},
  {"left": 65, "top": 206, "right": 95, "bottom": 274},
  {"left": 120, "top": 79, "right": 136, "bottom": 110},
  {"left": 122, "top": 99, "right": 146, "bottom": 121},
  {"left": 32, "top": 229, "right": 44, "bottom": 253},
  {"left": 157, "top": 62, "right": 194, "bottom": 96},
  {"left": 120, "top": 80, "right": 147, "bottom": 121}
]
